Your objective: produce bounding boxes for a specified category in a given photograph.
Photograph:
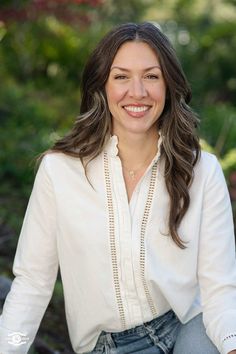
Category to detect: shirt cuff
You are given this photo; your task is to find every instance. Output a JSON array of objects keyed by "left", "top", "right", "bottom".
[{"left": 221, "top": 334, "right": 236, "bottom": 354}]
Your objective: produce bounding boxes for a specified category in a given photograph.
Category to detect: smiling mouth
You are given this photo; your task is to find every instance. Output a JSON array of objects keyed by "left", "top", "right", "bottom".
[{"left": 123, "top": 105, "right": 151, "bottom": 113}]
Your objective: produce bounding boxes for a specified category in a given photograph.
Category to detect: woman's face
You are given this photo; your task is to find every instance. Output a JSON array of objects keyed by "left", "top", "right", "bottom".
[{"left": 105, "top": 41, "right": 166, "bottom": 139}]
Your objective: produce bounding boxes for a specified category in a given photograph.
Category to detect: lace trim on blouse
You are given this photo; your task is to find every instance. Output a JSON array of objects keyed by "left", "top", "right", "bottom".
[
  {"left": 104, "top": 151, "right": 158, "bottom": 328},
  {"left": 222, "top": 333, "right": 236, "bottom": 342}
]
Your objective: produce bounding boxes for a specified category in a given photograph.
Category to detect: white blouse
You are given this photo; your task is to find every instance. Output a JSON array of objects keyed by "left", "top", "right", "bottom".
[{"left": 0, "top": 136, "right": 236, "bottom": 354}]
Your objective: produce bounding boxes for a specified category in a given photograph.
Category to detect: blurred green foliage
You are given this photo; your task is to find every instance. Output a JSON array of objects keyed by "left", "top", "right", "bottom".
[{"left": 0, "top": 0, "right": 236, "bottom": 352}]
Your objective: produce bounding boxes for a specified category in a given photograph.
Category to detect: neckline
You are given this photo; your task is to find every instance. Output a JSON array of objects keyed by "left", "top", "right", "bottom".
[{"left": 104, "top": 133, "right": 163, "bottom": 163}]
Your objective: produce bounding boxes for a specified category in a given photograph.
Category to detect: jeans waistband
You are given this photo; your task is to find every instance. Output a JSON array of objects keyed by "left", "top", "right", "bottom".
[
  {"left": 110, "top": 310, "right": 176, "bottom": 338},
  {"left": 93, "top": 310, "right": 179, "bottom": 353}
]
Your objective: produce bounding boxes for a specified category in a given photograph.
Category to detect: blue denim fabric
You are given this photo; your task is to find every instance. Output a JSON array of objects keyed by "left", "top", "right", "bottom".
[
  {"left": 88, "top": 310, "right": 180, "bottom": 354},
  {"left": 173, "top": 313, "right": 219, "bottom": 354}
]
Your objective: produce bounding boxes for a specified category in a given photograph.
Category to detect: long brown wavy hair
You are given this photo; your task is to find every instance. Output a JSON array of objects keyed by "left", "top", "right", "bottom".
[{"left": 49, "top": 22, "right": 200, "bottom": 249}]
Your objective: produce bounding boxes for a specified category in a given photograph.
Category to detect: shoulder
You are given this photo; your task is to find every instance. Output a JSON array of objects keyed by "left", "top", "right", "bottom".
[
  {"left": 38, "top": 152, "right": 84, "bottom": 178},
  {"left": 194, "top": 150, "right": 226, "bottom": 187},
  {"left": 197, "top": 150, "right": 218, "bottom": 167},
  {"left": 195, "top": 150, "right": 221, "bottom": 174}
]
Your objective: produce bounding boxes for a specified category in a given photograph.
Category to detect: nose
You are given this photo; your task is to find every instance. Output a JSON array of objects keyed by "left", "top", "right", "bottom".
[{"left": 128, "top": 78, "right": 147, "bottom": 99}]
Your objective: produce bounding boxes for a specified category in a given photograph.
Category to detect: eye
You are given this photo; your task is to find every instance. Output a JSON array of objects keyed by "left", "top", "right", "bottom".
[
  {"left": 114, "top": 75, "right": 128, "bottom": 80},
  {"left": 145, "top": 74, "right": 159, "bottom": 80}
]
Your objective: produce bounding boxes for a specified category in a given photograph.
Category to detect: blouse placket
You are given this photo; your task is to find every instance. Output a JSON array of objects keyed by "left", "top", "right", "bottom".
[{"left": 103, "top": 149, "right": 159, "bottom": 329}]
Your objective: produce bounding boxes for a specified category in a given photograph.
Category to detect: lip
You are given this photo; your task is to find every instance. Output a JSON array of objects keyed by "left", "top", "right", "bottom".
[
  {"left": 122, "top": 104, "right": 152, "bottom": 118},
  {"left": 123, "top": 103, "right": 152, "bottom": 107}
]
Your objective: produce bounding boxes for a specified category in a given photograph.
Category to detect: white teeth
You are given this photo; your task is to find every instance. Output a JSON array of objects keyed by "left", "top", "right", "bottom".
[{"left": 124, "top": 105, "right": 149, "bottom": 113}]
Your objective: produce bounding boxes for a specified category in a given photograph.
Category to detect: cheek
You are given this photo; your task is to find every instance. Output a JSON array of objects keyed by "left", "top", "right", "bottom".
[
  {"left": 151, "top": 85, "right": 166, "bottom": 103},
  {"left": 106, "top": 83, "right": 126, "bottom": 105}
]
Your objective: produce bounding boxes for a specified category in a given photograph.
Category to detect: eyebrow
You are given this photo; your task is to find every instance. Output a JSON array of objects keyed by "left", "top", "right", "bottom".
[{"left": 110, "top": 65, "right": 161, "bottom": 72}]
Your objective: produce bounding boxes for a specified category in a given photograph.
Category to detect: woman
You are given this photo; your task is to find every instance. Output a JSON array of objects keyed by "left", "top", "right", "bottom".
[{"left": 0, "top": 22, "right": 236, "bottom": 354}]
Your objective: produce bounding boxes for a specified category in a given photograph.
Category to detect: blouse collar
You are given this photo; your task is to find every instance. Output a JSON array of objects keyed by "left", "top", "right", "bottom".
[
  {"left": 104, "top": 132, "right": 163, "bottom": 162},
  {"left": 104, "top": 135, "right": 119, "bottom": 157}
]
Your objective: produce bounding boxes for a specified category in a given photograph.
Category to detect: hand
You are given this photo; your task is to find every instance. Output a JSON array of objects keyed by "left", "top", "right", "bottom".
[{"left": 228, "top": 351, "right": 236, "bottom": 354}]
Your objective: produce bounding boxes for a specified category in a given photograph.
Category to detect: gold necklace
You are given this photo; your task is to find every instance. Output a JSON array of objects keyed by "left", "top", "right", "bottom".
[
  {"left": 123, "top": 168, "right": 136, "bottom": 180},
  {"left": 122, "top": 157, "right": 153, "bottom": 180}
]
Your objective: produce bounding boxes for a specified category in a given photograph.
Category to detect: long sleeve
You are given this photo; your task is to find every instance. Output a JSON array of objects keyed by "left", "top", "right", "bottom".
[
  {"left": 197, "top": 156, "right": 236, "bottom": 354},
  {"left": 0, "top": 156, "right": 59, "bottom": 354}
]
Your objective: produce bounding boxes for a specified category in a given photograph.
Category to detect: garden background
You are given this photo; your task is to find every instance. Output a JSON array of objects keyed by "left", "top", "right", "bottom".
[{"left": 0, "top": 0, "right": 236, "bottom": 353}]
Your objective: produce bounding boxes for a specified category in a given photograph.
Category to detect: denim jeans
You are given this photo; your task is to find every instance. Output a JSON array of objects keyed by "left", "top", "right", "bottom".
[
  {"left": 173, "top": 313, "right": 219, "bottom": 354},
  {"left": 88, "top": 310, "right": 180, "bottom": 354},
  {"left": 87, "top": 311, "right": 220, "bottom": 354}
]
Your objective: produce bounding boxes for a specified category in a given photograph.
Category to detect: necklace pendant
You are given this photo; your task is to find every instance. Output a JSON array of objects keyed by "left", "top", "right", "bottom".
[{"left": 129, "top": 170, "right": 135, "bottom": 179}]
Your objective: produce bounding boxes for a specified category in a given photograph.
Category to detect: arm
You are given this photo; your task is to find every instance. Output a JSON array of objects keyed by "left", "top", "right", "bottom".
[
  {"left": 0, "top": 156, "right": 58, "bottom": 353},
  {"left": 198, "top": 156, "right": 236, "bottom": 354}
]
